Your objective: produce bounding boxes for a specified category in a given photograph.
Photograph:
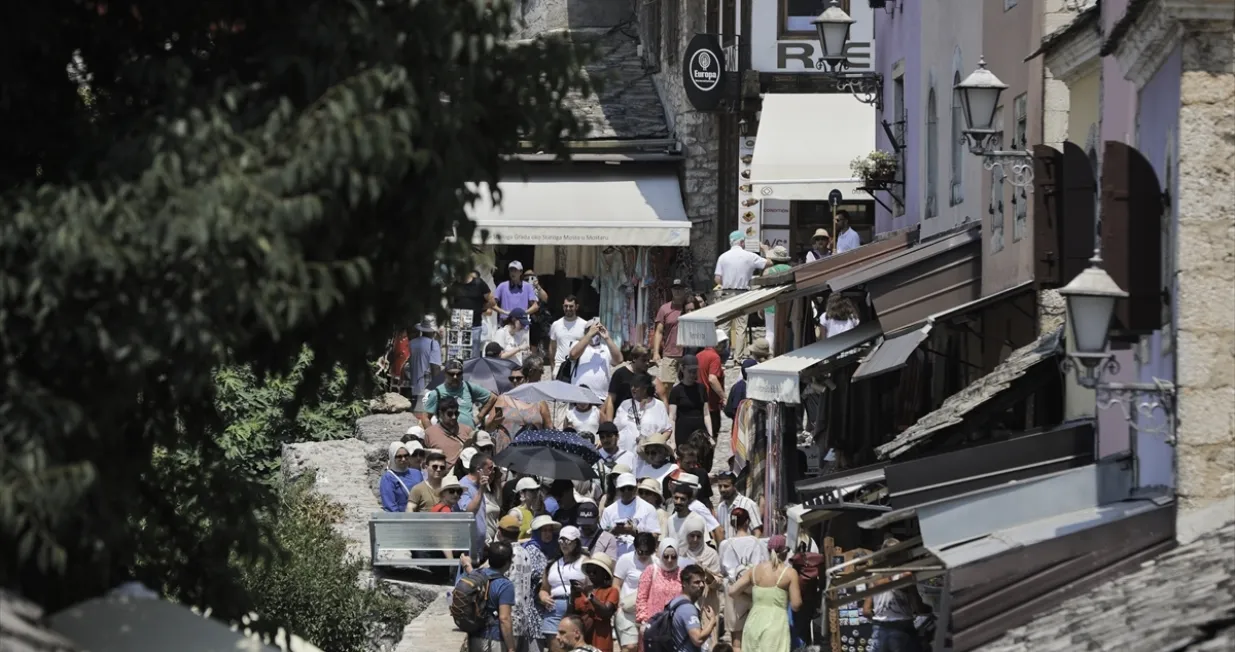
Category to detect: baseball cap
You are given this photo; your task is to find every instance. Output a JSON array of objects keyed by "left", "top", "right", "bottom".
[
  {"left": 559, "top": 526, "right": 582, "bottom": 541},
  {"left": 609, "top": 463, "right": 633, "bottom": 476},
  {"left": 671, "top": 278, "right": 685, "bottom": 289},
  {"left": 598, "top": 422, "right": 619, "bottom": 435},
  {"left": 729, "top": 230, "right": 744, "bottom": 243},
  {"left": 715, "top": 329, "right": 729, "bottom": 343},
  {"left": 616, "top": 473, "right": 637, "bottom": 489},
  {"left": 499, "top": 514, "right": 521, "bottom": 531},
  {"left": 459, "top": 447, "right": 478, "bottom": 470},
  {"left": 576, "top": 502, "right": 599, "bottom": 525},
  {"left": 516, "top": 477, "right": 540, "bottom": 493},
  {"left": 510, "top": 307, "right": 530, "bottom": 326},
  {"left": 473, "top": 430, "right": 494, "bottom": 447},
  {"left": 404, "top": 425, "right": 426, "bottom": 441},
  {"left": 508, "top": 260, "right": 524, "bottom": 270}
]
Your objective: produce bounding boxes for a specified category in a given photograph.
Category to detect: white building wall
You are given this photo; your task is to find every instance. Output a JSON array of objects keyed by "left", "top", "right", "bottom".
[{"left": 749, "top": 0, "right": 876, "bottom": 73}]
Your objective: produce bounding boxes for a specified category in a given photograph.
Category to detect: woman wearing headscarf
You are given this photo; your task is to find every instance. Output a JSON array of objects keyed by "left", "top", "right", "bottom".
[
  {"left": 524, "top": 514, "right": 562, "bottom": 561},
  {"left": 635, "top": 538, "right": 687, "bottom": 648},
  {"left": 682, "top": 513, "right": 723, "bottom": 648},
  {"left": 729, "top": 534, "right": 802, "bottom": 652},
  {"left": 379, "top": 440, "right": 424, "bottom": 512}
]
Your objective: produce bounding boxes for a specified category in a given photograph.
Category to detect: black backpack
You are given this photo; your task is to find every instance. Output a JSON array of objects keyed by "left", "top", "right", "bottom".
[
  {"left": 645, "top": 596, "right": 692, "bottom": 652},
  {"left": 449, "top": 569, "right": 494, "bottom": 634}
]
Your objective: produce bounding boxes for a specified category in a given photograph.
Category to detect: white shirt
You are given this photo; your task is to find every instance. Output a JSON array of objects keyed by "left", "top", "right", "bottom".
[
  {"left": 633, "top": 459, "right": 679, "bottom": 484},
  {"left": 600, "top": 497, "right": 662, "bottom": 557},
  {"left": 598, "top": 447, "right": 636, "bottom": 470},
  {"left": 564, "top": 405, "right": 601, "bottom": 434},
  {"left": 835, "top": 228, "right": 861, "bottom": 254},
  {"left": 493, "top": 326, "right": 529, "bottom": 365},
  {"left": 821, "top": 316, "right": 861, "bottom": 338},
  {"left": 718, "top": 536, "right": 768, "bottom": 583},
  {"left": 572, "top": 344, "right": 613, "bottom": 400},
  {"left": 714, "top": 245, "right": 769, "bottom": 290},
  {"left": 614, "top": 551, "right": 650, "bottom": 600},
  {"left": 613, "top": 398, "right": 672, "bottom": 451},
  {"left": 717, "top": 493, "right": 763, "bottom": 539},
  {"left": 549, "top": 317, "right": 588, "bottom": 375},
  {"left": 546, "top": 557, "right": 587, "bottom": 598},
  {"left": 805, "top": 249, "right": 828, "bottom": 263}
]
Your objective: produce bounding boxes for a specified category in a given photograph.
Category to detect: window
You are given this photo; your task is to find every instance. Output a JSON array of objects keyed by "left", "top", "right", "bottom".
[
  {"left": 644, "top": 0, "right": 662, "bottom": 67},
  {"left": 989, "top": 107, "right": 1005, "bottom": 253},
  {"left": 950, "top": 71, "right": 965, "bottom": 206},
  {"left": 780, "top": 0, "right": 849, "bottom": 37},
  {"left": 1012, "top": 93, "right": 1027, "bottom": 241},
  {"left": 892, "top": 74, "right": 906, "bottom": 216},
  {"left": 926, "top": 87, "right": 939, "bottom": 218}
]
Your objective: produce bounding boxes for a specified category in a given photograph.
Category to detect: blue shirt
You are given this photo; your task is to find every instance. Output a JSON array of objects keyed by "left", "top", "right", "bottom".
[
  {"left": 494, "top": 281, "right": 537, "bottom": 313},
  {"left": 459, "top": 475, "right": 487, "bottom": 554},
  {"left": 670, "top": 597, "right": 702, "bottom": 652},
  {"left": 480, "top": 568, "right": 516, "bottom": 641},
  {"left": 406, "top": 335, "right": 441, "bottom": 396},
  {"left": 379, "top": 468, "right": 422, "bottom": 512}
]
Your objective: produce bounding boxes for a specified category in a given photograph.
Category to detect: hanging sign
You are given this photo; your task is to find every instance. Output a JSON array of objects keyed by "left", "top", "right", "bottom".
[{"left": 683, "top": 33, "right": 726, "bottom": 111}]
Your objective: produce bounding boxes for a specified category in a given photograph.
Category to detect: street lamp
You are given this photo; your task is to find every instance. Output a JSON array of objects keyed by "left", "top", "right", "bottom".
[
  {"left": 810, "top": 0, "right": 881, "bottom": 109},
  {"left": 1058, "top": 255, "right": 1177, "bottom": 445},
  {"left": 954, "top": 57, "right": 1034, "bottom": 189}
]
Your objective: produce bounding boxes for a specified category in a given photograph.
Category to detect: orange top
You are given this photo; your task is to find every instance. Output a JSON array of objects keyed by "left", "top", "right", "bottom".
[{"left": 572, "top": 585, "right": 619, "bottom": 651}]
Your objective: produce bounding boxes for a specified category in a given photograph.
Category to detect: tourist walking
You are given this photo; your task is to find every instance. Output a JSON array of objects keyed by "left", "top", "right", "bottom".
[
  {"left": 652, "top": 279, "right": 695, "bottom": 388},
  {"left": 496, "top": 309, "right": 534, "bottom": 365},
  {"left": 668, "top": 354, "right": 712, "bottom": 450},
  {"left": 718, "top": 507, "right": 767, "bottom": 652},
  {"left": 494, "top": 260, "right": 541, "bottom": 319},
  {"left": 576, "top": 502, "right": 618, "bottom": 558},
  {"left": 805, "top": 228, "right": 832, "bottom": 263},
  {"left": 729, "top": 535, "right": 802, "bottom": 652},
  {"left": 605, "top": 345, "right": 670, "bottom": 419},
  {"left": 465, "top": 541, "right": 518, "bottom": 652},
  {"left": 864, "top": 537, "right": 929, "bottom": 652},
  {"left": 569, "top": 319, "right": 620, "bottom": 403},
  {"left": 538, "top": 526, "right": 587, "bottom": 652},
  {"left": 613, "top": 374, "right": 672, "bottom": 454},
  {"left": 454, "top": 269, "right": 494, "bottom": 359},
  {"left": 820, "top": 293, "right": 861, "bottom": 340},
  {"left": 613, "top": 532, "right": 656, "bottom": 652},
  {"left": 694, "top": 337, "right": 727, "bottom": 446},
  {"left": 713, "top": 231, "right": 771, "bottom": 359},
  {"left": 714, "top": 472, "right": 763, "bottom": 538},
  {"left": 424, "top": 396, "right": 476, "bottom": 467},
  {"left": 635, "top": 539, "right": 687, "bottom": 641},
  {"left": 554, "top": 615, "right": 601, "bottom": 652},
  {"left": 666, "top": 565, "right": 717, "bottom": 652},
  {"left": 406, "top": 317, "right": 442, "bottom": 409},
  {"left": 418, "top": 358, "right": 497, "bottom": 431},
  {"left": 571, "top": 553, "right": 620, "bottom": 652},
  {"left": 408, "top": 451, "right": 450, "bottom": 511},
  {"left": 460, "top": 517, "right": 545, "bottom": 652},
  {"left": 599, "top": 473, "right": 662, "bottom": 557},
  {"left": 380, "top": 440, "right": 424, "bottom": 512},
  {"left": 549, "top": 296, "right": 588, "bottom": 380}
]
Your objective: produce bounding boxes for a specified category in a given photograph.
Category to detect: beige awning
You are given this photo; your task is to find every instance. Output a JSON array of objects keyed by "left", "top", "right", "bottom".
[
  {"left": 749, "top": 93, "right": 877, "bottom": 201},
  {"left": 677, "top": 286, "right": 791, "bottom": 348},
  {"left": 746, "top": 319, "right": 883, "bottom": 404}
]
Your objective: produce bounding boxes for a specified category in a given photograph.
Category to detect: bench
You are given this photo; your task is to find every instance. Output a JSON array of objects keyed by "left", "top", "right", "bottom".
[{"left": 369, "top": 511, "right": 477, "bottom": 569}]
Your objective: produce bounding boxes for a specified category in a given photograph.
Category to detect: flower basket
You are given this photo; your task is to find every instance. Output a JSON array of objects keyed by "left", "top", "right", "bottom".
[{"left": 851, "top": 150, "right": 898, "bottom": 186}]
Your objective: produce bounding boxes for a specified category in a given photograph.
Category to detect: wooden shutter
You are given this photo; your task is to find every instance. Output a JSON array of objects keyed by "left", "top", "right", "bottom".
[
  {"left": 1101, "top": 141, "right": 1165, "bottom": 338},
  {"left": 1060, "top": 142, "right": 1097, "bottom": 286},
  {"left": 1032, "top": 145, "right": 1064, "bottom": 286}
]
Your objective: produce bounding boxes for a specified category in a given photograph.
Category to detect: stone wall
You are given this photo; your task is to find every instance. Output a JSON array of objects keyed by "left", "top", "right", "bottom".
[
  {"left": 647, "top": 0, "right": 721, "bottom": 287},
  {"left": 517, "top": 0, "right": 632, "bottom": 36},
  {"left": 1174, "top": 26, "right": 1235, "bottom": 510}
]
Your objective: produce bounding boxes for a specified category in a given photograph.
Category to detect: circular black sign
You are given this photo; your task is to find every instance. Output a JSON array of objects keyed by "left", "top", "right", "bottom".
[{"left": 683, "top": 34, "right": 725, "bottom": 112}]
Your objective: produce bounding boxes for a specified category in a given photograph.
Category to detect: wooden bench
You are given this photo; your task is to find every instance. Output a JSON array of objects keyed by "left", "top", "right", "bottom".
[{"left": 369, "top": 511, "right": 476, "bottom": 569}]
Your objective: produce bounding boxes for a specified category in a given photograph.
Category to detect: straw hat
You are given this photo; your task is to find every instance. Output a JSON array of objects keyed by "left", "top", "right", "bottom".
[
  {"left": 637, "top": 478, "right": 663, "bottom": 497},
  {"left": 583, "top": 552, "right": 616, "bottom": 576},
  {"left": 609, "top": 463, "right": 633, "bottom": 476},
  {"left": 813, "top": 228, "right": 831, "bottom": 240},
  {"left": 440, "top": 475, "right": 463, "bottom": 492},
  {"left": 767, "top": 245, "right": 791, "bottom": 262},
  {"left": 749, "top": 338, "right": 772, "bottom": 360},
  {"left": 637, "top": 432, "right": 672, "bottom": 454},
  {"left": 530, "top": 515, "right": 562, "bottom": 532}
]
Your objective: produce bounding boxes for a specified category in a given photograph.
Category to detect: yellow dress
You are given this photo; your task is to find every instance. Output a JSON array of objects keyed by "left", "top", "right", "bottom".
[{"left": 742, "top": 567, "right": 791, "bottom": 652}]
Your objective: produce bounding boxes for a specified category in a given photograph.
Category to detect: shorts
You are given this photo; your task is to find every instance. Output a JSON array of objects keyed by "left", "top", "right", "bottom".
[
  {"left": 658, "top": 356, "right": 681, "bottom": 384},
  {"left": 540, "top": 597, "right": 569, "bottom": 636},
  {"left": 615, "top": 607, "right": 639, "bottom": 647}
]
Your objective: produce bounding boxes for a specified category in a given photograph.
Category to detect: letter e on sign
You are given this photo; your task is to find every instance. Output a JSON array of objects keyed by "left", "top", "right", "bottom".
[{"left": 683, "top": 33, "right": 726, "bottom": 111}]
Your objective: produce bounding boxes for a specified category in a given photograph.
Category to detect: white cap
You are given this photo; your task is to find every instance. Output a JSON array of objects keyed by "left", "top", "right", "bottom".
[
  {"left": 559, "top": 526, "right": 582, "bottom": 541},
  {"left": 676, "top": 473, "right": 700, "bottom": 488},
  {"left": 616, "top": 473, "right": 637, "bottom": 489},
  {"left": 715, "top": 329, "right": 729, "bottom": 343},
  {"left": 530, "top": 515, "right": 561, "bottom": 532},
  {"left": 459, "top": 447, "right": 479, "bottom": 470},
  {"left": 474, "top": 430, "right": 494, "bottom": 447},
  {"left": 516, "top": 477, "right": 540, "bottom": 493},
  {"left": 508, "top": 260, "right": 524, "bottom": 270},
  {"left": 404, "top": 440, "right": 425, "bottom": 455},
  {"left": 405, "top": 425, "right": 426, "bottom": 439}
]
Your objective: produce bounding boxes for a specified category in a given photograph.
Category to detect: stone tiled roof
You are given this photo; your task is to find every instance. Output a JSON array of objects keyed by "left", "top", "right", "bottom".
[
  {"left": 563, "top": 29, "right": 670, "bottom": 141},
  {"left": 980, "top": 517, "right": 1235, "bottom": 651},
  {"left": 875, "top": 327, "right": 1063, "bottom": 460}
]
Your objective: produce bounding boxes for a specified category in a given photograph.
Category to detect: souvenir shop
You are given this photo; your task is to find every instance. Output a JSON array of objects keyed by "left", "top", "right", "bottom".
[{"left": 467, "top": 162, "right": 693, "bottom": 348}]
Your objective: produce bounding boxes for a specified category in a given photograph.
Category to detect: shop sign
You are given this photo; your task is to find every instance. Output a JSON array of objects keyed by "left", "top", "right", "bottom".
[
  {"left": 683, "top": 33, "right": 726, "bottom": 111},
  {"left": 775, "top": 41, "right": 872, "bottom": 72},
  {"left": 738, "top": 137, "right": 760, "bottom": 251}
]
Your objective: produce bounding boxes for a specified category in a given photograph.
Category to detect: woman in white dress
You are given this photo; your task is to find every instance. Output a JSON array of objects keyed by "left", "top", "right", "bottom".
[
  {"left": 612, "top": 373, "right": 671, "bottom": 452},
  {"left": 818, "top": 293, "right": 861, "bottom": 340},
  {"left": 563, "top": 400, "right": 601, "bottom": 435}
]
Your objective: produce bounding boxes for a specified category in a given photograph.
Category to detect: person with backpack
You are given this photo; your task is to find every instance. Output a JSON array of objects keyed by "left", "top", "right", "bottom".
[
  {"left": 454, "top": 540, "right": 517, "bottom": 652},
  {"left": 647, "top": 564, "right": 716, "bottom": 652},
  {"left": 418, "top": 357, "right": 497, "bottom": 433},
  {"left": 635, "top": 538, "right": 686, "bottom": 648}
]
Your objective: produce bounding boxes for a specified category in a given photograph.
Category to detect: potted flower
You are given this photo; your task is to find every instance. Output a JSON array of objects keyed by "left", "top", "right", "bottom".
[{"left": 851, "top": 150, "right": 898, "bottom": 186}]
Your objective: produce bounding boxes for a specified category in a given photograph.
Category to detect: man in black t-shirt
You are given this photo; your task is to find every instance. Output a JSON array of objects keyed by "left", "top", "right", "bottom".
[
  {"left": 452, "top": 270, "right": 492, "bottom": 358},
  {"left": 604, "top": 345, "right": 669, "bottom": 421}
]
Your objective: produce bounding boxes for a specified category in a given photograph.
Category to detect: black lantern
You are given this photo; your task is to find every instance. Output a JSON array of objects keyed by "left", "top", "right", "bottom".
[{"left": 812, "top": 0, "right": 856, "bottom": 69}]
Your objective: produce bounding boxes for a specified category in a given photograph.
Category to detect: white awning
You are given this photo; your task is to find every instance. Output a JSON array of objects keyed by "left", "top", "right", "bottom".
[
  {"left": 746, "top": 319, "right": 883, "bottom": 404},
  {"left": 677, "top": 286, "right": 790, "bottom": 347},
  {"left": 466, "top": 169, "right": 691, "bottom": 247},
  {"left": 749, "top": 94, "right": 877, "bottom": 201}
]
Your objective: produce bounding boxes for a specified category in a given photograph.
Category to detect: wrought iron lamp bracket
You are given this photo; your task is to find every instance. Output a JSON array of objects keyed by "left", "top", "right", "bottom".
[
  {"left": 1060, "top": 355, "right": 1178, "bottom": 443},
  {"left": 963, "top": 129, "right": 1034, "bottom": 189},
  {"left": 814, "top": 59, "right": 883, "bottom": 111}
]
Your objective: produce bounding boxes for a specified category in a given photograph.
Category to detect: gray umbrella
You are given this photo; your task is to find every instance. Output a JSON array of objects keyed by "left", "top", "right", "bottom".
[{"left": 504, "top": 380, "right": 603, "bottom": 405}]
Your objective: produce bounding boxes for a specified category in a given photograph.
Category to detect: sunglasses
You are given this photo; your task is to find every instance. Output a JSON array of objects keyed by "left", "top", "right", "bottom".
[
  {"left": 445, "top": 371, "right": 463, "bottom": 378},
  {"left": 662, "top": 553, "right": 678, "bottom": 560},
  {"left": 430, "top": 464, "right": 448, "bottom": 471},
  {"left": 636, "top": 548, "right": 655, "bottom": 556},
  {"left": 443, "top": 410, "right": 459, "bottom": 417},
  {"left": 509, "top": 375, "right": 525, "bottom": 383},
  {"left": 442, "top": 488, "right": 461, "bottom": 494},
  {"left": 394, "top": 454, "right": 410, "bottom": 460}
]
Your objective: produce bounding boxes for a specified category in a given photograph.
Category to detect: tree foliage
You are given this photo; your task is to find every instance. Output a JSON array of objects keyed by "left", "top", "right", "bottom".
[{"left": 0, "top": 0, "right": 591, "bottom": 630}]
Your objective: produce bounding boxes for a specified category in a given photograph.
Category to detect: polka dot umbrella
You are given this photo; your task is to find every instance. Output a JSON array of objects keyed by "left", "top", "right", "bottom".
[{"left": 511, "top": 428, "right": 602, "bottom": 465}]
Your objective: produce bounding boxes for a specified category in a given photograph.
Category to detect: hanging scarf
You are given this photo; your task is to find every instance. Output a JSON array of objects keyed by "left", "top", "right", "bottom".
[{"left": 730, "top": 398, "right": 757, "bottom": 475}]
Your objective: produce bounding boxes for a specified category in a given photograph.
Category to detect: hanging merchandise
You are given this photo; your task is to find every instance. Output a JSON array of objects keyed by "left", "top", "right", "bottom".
[{"left": 447, "top": 309, "right": 477, "bottom": 361}]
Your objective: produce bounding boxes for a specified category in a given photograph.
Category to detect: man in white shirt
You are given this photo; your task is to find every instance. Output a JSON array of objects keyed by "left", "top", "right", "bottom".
[
  {"left": 668, "top": 477, "right": 724, "bottom": 543},
  {"left": 548, "top": 296, "right": 588, "bottom": 379},
  {"left": 595, "top": 423, "right": 636, "bottom": 471},
  {"left": 834, "top": 210, "right": 862, "bottom": 254},
  {"left": 713, "top": 231, "right": 771, "bottom": 360},
  {"left": 599, "top": 473, "right": 662, "bottom": 557},
  {"left": 713, "top": 471, "right": 763, "bottom": 538},
  {"left": 569, "top": 319, "right": 620, "bottom": 402}
]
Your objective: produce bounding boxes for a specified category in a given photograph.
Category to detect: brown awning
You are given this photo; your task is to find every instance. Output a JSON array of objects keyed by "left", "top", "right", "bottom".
[
  {"left": 829, "top": 226, "right": 982, "bottom": 333},
  {"left": 752, "top": 227, "right": 916, "bottom": 296}
]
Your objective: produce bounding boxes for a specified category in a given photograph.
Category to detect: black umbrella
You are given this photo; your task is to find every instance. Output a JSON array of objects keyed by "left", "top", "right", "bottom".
[
  {"left": 429, "top": 356, "right": 518, "bottom": 395},
  {"left": 494, "top": 445, "right": 597, "bottom": 481},
  {"left": 512, "top": 429, "right": 602, "bottom": 465}
]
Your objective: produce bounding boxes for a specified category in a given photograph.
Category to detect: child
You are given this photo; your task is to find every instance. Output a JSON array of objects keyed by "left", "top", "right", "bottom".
[{"left": 572, "top": 552, "right": 620, "bottom": 652}]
